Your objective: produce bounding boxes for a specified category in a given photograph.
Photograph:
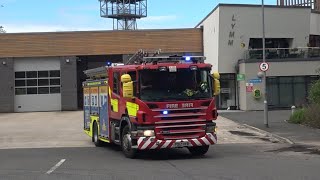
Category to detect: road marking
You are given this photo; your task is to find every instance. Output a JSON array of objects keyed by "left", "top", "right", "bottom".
[{"left": 46, "top": 159, "right": 66, "bottom": 174}]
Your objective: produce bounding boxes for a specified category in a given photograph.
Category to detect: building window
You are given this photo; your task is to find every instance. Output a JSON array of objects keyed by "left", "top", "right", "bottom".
[
  {"left": 216, "top": 74, "right": 236, "bottom": 109},
  {"left": 309, "top": 35, "right": 320, "bottom": 47},
  {"left": 14, "top": 70, "right": 61, "bottom": 95},
  {"left": 267, "top": 76, "right": 320, "bottom": 108},
  {"left": 128, "top": 71, "right": 137, "bottom": 96}
]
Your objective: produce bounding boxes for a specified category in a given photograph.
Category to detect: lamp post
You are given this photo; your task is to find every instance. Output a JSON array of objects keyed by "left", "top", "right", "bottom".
[{"left": 262, "top": 0, "right": 269, "bottom": 128}]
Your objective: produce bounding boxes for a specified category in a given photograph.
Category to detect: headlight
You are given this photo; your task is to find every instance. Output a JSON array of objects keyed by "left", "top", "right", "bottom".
[
  {"left": 143, "top": 130, "right": 155, "bottom": 137},
  {"left": 206, "top": 126, "right": 217, "bottom": 133}
]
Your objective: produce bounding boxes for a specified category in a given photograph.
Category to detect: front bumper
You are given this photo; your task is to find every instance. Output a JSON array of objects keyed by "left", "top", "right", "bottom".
[{"left": 135, "top": 133, "right": 217, "bottom": 150}]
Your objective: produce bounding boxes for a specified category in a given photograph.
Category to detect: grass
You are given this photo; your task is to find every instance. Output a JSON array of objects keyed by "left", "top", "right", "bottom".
[{"left": 289, "top": 108, "right": 305, "bottom": 124}]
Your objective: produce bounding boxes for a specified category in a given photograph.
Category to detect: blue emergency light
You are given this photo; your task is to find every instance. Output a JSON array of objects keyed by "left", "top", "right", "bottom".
[
  {"left": 106, "top": 61, "right": 112, "bottom": 67},
  {"left": 162, "top": 111, "right": 168, "bottom": 115},
  {"left": 185, "top": 56, "right": 191, "bottom": 61}
]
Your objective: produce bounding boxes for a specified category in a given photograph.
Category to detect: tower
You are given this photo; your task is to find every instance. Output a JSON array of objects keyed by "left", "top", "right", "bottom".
[{"left": 99, "top": 0, "right": 147, "bottom": 30}]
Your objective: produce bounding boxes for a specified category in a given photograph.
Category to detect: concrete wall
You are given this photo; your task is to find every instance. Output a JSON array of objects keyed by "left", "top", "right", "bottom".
[
  {"left": 0, "top": 58, "right": 14, "bottom": 112},
  {"left": 198, "top": 7, "right": 220, "bottom": 72},
  {"left": 310, "top": 12, "right": 320, "bottom": 35},
  {"left": 60, "top": 56, "right": 78, "bottom": 111},
  {"left": 218, "top": 6, "right": 311, "bottom": 73},
  {"left": 239, "top": 63, "right": 265, "bottom": 111},
  {"left": 239, "top": 60, "right": 320, "bottom": 110}
]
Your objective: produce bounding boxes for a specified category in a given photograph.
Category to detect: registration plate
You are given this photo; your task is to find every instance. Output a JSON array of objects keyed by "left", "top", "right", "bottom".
[{"left": 174, "top": 141, "right": 190, "bottom": 148}]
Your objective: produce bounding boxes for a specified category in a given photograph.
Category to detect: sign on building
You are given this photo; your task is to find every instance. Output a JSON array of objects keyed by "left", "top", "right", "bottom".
[{"left": 237, "top": 74, "right": 245, "bottom": 81}]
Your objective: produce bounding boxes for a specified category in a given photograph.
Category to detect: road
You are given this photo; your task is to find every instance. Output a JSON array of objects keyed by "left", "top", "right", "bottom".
[
  {"left": 1, "top": 112, "right": 320, "bottom": 180},
  {"left": 1, "top": 144, "right": 320, "bottom": 180}
]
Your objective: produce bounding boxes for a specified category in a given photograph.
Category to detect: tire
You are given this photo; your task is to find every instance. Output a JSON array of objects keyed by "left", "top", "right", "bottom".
[
  {"left": 188, "top": 146, "right": 209, "bottom": 156},
  {"left": 93, "top": 122, "right": 103, "bottom": 147},
  {"left": 121, "top": 125, "right": 137, "bottom": 159}
]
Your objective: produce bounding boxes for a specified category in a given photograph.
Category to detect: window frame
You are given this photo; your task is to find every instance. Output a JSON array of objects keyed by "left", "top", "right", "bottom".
[
  {"left": 113, "top": 72, "right": 120, "bottom": 95},
  {"left": 14, "top": 70, "right": 61, "bottom": 95}
]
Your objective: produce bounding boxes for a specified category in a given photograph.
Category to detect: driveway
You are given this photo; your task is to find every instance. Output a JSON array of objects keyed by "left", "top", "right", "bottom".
[
  {"left": 0, "top": 111, "right": 278, "bottom": 149},
  {"left": 0, "top": 111, "right": 93, "bottom": 149}
]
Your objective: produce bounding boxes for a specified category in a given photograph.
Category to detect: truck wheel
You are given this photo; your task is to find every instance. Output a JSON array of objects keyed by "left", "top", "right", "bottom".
[
  {"left": 93, "top": 122, "right": 103, "bottom": 147},
  {"left": 188, "top": 146, "right": 209, "bottom": 156},
  {"left": 121, "top": 125, "right": 137, "bottom": 159}
]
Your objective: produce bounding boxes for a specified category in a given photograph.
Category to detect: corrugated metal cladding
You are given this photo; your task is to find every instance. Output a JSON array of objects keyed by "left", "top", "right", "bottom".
[{"left": 0, "top": 28, "right": 203, "bottom": 58}]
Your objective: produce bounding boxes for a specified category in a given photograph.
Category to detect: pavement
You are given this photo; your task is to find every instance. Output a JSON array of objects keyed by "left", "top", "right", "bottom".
[
  {"left": 219, "top": 110, "right": 320, "bottom": 147},
  {"left": 1, "top": 111, "right": 320, "bottom": 180}
]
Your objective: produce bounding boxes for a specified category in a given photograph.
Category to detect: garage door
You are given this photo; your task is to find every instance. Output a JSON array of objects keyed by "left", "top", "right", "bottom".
[{"left": 14, "top": 58, "right": 61, "bottom": 112}]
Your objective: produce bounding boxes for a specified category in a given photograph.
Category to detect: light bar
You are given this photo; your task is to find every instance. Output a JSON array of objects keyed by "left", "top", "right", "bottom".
[{"left": 143, "top": 56, "right": 206, "bottom": 63}]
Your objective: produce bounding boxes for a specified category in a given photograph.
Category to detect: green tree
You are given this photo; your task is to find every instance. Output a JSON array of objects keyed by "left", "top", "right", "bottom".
[
  {"left": 0, "top": 26, "right": 6, "bottom": 33},
  {"left": 309, "top": 68, "right": 320, "bottom": 104}
]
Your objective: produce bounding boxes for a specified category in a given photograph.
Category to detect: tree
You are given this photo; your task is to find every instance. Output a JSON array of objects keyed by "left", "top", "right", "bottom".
[
  {"left": 0, "top": 26, "right": 6, "bottom": 33},
  {"left": 1, "top": 4, "right": 5, "bottom": 33}
]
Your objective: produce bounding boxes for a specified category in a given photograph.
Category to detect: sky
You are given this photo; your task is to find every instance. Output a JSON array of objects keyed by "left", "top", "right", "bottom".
[{"left": 0, "top": 0, "right": 276, "bottom": 33}]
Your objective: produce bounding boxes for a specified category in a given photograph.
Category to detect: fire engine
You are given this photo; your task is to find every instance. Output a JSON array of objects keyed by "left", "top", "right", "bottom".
[{"left": 83, "top": 53, "right": 221, "bottom": 158}]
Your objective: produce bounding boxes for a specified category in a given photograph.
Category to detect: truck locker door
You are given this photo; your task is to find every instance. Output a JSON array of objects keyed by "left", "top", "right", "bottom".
[
  {"left": 99, "top": 85, "right": 109, "bottom": 138},
  {"left": 83, "top": 87, "right": 90, "bottom": 130},
  {"left": 90, "top": 86, "right": 99, "bottom": 115}
]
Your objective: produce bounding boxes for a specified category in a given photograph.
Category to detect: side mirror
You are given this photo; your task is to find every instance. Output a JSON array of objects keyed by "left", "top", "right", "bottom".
[
  {"left": 213, "top": 79, "right": 221, "bottom": 96},
  {"left": 212, "top": 72, "right": 220, "bottom": 80},
  {"left": 121, "top": 74, "right": 133, "bottom": 98},
  {"left": 212, "top": 72, "right": 221, "bottom": 96}
]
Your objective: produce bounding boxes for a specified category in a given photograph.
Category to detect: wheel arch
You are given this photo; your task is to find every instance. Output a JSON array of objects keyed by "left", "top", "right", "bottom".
[{"left": 120, "top": 114, "right": 131, "bottom": 138}]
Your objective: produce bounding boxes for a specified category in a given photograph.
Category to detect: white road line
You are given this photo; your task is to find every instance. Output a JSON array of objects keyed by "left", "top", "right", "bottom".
[{"left": 46, "top": 159, "right": 66, "bottom": 174}]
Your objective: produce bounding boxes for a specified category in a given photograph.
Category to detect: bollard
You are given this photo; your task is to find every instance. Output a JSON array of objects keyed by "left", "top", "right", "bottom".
[{"left": 291, "top": 105, "right": 296, "bottom": 115}]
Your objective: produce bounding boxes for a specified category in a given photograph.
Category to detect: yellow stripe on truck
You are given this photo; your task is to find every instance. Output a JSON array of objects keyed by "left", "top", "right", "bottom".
[
  {"left": 111, "top": 99, "right": 119, "bottom": 112},
  {"left": 126, "top": 102, "right": 139, "bottom": 117}
]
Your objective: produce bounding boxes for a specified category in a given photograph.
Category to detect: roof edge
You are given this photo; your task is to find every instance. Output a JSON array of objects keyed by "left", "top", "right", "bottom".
[
  {"left": 195, "top": 3, "right": 312, "bottom": 28},
  {"left": 0, "top": 28, "right": 199, "bottom": 36}
]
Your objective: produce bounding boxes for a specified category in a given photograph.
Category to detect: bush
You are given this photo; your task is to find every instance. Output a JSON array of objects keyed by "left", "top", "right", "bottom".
[
  {"left": 304, "top": 104, "right": 320, "bottom": 129},
  {"left": 309, "top": 80, "right": 320, "bottom": 104},
  {"left": 289, "top": 108, "right": 306, "bottom": 124}
]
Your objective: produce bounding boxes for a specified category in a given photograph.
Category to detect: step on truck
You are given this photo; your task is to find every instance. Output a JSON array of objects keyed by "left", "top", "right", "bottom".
[{"left": 83, "top": 55, "right": 221, "bottom": 158}]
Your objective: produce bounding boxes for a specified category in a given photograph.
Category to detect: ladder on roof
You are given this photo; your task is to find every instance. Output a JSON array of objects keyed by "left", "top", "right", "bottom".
[
  {"left": 84, "top": 66, "right": 109, "bottom": 79},
  {"left": 126, "top": 49, "right": 162, "bottom": 65}
]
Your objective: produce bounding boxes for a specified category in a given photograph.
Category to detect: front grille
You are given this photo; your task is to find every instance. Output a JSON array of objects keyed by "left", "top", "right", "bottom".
[{"left": 153, "top": 107, "right": 207, "bottom": 140}]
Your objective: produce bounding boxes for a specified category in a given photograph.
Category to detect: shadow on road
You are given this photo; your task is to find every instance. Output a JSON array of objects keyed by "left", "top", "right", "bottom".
[{"left": 100, "top": 143, "right": 213, "bottom": 160}]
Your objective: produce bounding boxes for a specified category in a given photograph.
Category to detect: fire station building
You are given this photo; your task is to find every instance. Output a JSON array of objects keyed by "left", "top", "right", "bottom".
[{"left": 1, "top": 3, "right": 320, "bottom": 112}]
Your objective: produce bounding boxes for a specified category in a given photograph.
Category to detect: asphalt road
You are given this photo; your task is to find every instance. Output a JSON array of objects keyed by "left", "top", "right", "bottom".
[{"left": 1, "top": 143, "right": 320, "bottom": 180}]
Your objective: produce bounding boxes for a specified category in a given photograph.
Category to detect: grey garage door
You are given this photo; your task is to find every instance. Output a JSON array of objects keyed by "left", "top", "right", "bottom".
[{"left": 14, "top": 58, "right": 61, "bottom": 112}]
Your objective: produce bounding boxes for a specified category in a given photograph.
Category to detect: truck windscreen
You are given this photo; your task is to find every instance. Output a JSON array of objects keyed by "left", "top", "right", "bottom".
[{"left": 139, "top": 68, "right": 213, "bottom": 102}]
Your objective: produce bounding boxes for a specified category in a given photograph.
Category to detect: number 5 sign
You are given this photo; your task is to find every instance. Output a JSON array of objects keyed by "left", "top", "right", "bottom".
[{"left": 259, "top": 62, "right": 269, "bottom": 72}]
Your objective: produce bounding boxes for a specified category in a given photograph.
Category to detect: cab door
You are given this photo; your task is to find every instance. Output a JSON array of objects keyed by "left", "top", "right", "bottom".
[{"left": 110, "top": 72, "right": 121, "bottom": 120}]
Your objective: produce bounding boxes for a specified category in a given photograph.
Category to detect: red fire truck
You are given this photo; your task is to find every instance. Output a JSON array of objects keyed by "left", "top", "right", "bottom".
[{"left": 83, "top": 55, "right": 220, "bottom": 158}]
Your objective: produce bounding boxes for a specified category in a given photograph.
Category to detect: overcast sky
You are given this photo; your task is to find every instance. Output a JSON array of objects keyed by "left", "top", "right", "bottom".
[{"left": 0, "top": 0, "right": 275, "bottom": 33}]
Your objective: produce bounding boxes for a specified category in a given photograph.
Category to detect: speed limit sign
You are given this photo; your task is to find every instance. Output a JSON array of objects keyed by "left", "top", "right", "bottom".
[{"left": 259, "top": 62, "right": 269, "bottom": 72}]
